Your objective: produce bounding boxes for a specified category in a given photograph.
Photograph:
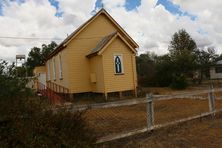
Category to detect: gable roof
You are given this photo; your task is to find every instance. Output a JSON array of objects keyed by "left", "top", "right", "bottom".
[
  {"left": 46, "top": 8, "right": 139, "bottom": 60},
  {"left": 86, "top": 32, "right": 137, "bottom": 58}
]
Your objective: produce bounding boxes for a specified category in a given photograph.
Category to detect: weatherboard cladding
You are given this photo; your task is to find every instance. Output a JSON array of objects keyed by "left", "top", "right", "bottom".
[
  {"left": 45, "top": 8, "right": 138, "bottom": 94},
  {"left": 102, "top": 37, "right": 137, "bottom": 92}
]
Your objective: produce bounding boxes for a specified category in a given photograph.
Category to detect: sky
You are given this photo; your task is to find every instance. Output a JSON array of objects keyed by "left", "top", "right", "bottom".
[{"left": 0, "top": 0, "right": 222, "bottom": 62}]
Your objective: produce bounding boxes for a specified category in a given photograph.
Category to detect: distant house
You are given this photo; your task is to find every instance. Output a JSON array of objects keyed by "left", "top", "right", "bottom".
[
  {"left": 210, "top": 60, "right": 222, "bottom": 79},
  {"left": 42, "top": 9, "right": 138, "bottom": 100}
]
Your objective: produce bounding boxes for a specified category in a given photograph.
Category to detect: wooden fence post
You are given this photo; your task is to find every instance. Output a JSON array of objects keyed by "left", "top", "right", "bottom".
[
  {"left": 146, "top": 93, "right": 154, "bottom": 129},
  {"left": 208, "top": 84, "right": 216, "bottom": 114}
]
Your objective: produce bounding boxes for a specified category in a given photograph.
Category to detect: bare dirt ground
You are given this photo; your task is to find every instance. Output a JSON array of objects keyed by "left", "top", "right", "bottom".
[
  {"left": 99, "top": 113, "right": 222, "bottom": 148},
  {"left": 85, "top": 99, "right": 222, "bottom": 139}
]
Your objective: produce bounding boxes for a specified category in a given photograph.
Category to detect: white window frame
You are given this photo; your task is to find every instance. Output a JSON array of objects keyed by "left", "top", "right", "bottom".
[
  {"left": 47, "top": 61, "right": 50, "bottom": 81},
  {"left": 53, "top": 57, "right": 56, "bottom": 80},
  {"left": 113, "top": 54, "right": 124, "bottom": 74},
  {"left": 59, "top": 54, "right": 63, "bottom": 79}
]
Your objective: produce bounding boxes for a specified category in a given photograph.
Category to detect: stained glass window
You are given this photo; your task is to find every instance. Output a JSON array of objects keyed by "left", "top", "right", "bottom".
[{"left": 114, "top": 55, "right": 123, "bottom": 74}]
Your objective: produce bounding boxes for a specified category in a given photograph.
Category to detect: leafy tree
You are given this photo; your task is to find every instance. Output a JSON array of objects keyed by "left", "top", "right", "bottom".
[
  {"left": 41, "top": 41, "right": 58, "bottom": 60},
  {"left": 26, "top": 47, "right": 42, "bottom": 68},
  {"left": 155, "top": 54, "right": 174, "bottom": 87},
  {"left": 136, "top": 52, "right": 174, "bottom": 87},
  {"left": 136, "top": 52, "right": 157, "bottom": 86},
  {"left": 168, "top": 29, "right": 198, "bottom": 89},
  {"left": 216, "top": 53, "right": 222, "bottom": 61},
  {"left": 169, "top": 29, "right": 197, "bottom": 53},
  {"left": 170, "top": 49, "right": 197, "bottom": 77},
  {"left": 136, "top": 29, "right": 219, "bottom": 89},
  {"left": 195, "top": 47, "right": 218, "bottom": 83},
  {"left": 16, "top": 66, "right": 27, "bottom": 77},
  {"left": 0, "top": 60, "right": 29, "bottom": 99},
  {"left": 26, "top": 41, "right": 57, "bottom": 76}
]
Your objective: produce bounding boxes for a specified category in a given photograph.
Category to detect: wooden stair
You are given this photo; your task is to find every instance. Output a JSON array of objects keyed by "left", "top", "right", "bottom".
[{"left": 37, "top": 82, "right": 69, "bottom": 105}]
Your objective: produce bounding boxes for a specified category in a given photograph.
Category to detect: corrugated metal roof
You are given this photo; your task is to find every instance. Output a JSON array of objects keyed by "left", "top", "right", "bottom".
[{"left": 86, "top": 32, "right": 117, "bottom": 57}]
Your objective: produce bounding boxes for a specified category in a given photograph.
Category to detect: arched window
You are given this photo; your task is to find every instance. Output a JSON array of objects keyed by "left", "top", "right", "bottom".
[
  {"left": 47, "top": 61, "right": 50, "bottom": 80},
  {"left": 114, "top": 55, "right": 124, "bottom": 74},
  {"left": 53, "top": 58, "right": 56, "bottom": 80},
  {"left": 59, "top": 54, "right": 63, "bottom": 79}
]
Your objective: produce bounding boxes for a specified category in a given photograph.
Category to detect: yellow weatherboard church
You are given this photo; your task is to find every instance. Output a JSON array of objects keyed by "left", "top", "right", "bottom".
[{"left": 45, "top": 9, "right": 138, "bottom": 99}]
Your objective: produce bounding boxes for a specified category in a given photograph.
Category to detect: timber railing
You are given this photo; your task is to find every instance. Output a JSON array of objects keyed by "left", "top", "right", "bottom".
[
  {"left": 46, "top": 81, "right": 69, "bottom": 99},
  {"left": 37, "top": 81, "right": 70, "bottom": 105}
]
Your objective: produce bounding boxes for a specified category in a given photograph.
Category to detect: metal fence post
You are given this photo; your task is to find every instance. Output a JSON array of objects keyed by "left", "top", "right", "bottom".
[
  {"left": 208, "top": 84, "right": 216, "bottom": 114},
  {"left": 146, "top": 93, "right": 154, "bottom": 129}
]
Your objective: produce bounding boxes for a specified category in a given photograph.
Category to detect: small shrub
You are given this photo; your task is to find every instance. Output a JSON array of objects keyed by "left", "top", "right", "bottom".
[
  {"left": 170, "top": 75, "right": 188, "bottom": 90},
  {"left": 0, "top": 60, "right": 96, "bottom": 147},
  {"left": 0, "top": 97, "right": 96, "bottom": 147},
  {"left": 0, "top": 60, "right": 30, "bottom": 99},
  {"left": 137, "top": 87, "right": 146, "bottom": 98}
]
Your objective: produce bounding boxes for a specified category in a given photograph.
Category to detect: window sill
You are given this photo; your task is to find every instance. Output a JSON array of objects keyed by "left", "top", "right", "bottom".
[{"left": 115, "top": 73, "right": 124, "bottom": 75}]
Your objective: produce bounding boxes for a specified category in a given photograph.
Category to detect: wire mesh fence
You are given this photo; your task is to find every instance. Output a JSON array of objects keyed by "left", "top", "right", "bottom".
[
  {"left": 85, "top": 102, "right": 148, "bottom": 138},
  {"left": 60, "top": 86, "right": 222, "bottom": 143}
]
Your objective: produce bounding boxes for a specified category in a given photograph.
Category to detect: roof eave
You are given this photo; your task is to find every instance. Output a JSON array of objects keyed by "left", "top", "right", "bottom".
[
  {"left": 98, "top": 33, "right": 137, "bottom": 55},
  {"left": 46, "top": 44, "right": 66, "bottom": 61},
  {"left": 101, "top": 9, "right": 139, "bottom": 48},
  {"left": 86, "top": 52, "right": 99, "bottom": 58}
]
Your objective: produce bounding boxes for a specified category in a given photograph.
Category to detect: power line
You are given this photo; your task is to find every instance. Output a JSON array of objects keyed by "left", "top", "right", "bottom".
[
  {"left": 0, "top": 36, "right": 104, "bottom": 40},
  {"left": 0, "top": 36, "right": 64, "bottom": 40}
]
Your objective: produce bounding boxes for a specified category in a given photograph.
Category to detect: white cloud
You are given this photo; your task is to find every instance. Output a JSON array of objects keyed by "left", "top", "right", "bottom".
[
  {"left": 102, "top": 0, "right": 126, "bottom": 9},
  {"left": 0, "top": 0, "right": 64, "bottom": 61},
  {"left": 101, "top": 0, "right": 222, "bottom": 54},
  {"left": 101, "top": 0, "right": 191, "bottom": 54},
  {"left": 0, "top": 0, "right": 95, "bottom": 62},
  {"left": 171, "top": 0, "right": 222, "bottom": 52},
  {"left": 58, "top": 0, "right": 97, "bottom": 25},
  {"left": 0, "top": 0, "right": 222, "bottom": 62}
]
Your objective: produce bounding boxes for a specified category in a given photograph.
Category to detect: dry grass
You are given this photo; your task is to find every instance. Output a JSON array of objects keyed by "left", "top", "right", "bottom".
[
  {"left": 141, "top": 86, "right": 222, "bottom": 95},
  {"left": 141, "top": 86, "right": 206, "bottom": 95},
  {"left": 85, "top": 99, "right": 222, "bottom": 138},
  {"left": 86, "top": 104, "right": 147, "bottom": 138},
  {"left": 100, "top": 113, "right": 222, "bottom": 148}
]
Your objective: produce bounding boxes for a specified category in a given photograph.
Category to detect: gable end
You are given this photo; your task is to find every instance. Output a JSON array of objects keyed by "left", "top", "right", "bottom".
[{"left": 46, "top": 8, "right": 138, "bottom": 61}]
